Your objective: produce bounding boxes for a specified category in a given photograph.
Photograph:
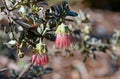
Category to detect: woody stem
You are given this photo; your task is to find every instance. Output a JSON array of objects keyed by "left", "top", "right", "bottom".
[{"left": 18, "top": 55, "right": 37, "bottom": 78}]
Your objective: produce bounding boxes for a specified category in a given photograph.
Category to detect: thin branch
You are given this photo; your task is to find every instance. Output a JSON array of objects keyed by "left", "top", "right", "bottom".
[
  {"left": 65, "top": 18, "right": 74, "bottom": 22},
  {"left": 10, "top": 0, "right": 22, "bottom": 11},
  {"left": 18, "top": 63, "right": 32, "bottom": 78},
  {"left": 12, "top": 18, "right": 30, "bottom": 29},
  {"left": 2, "top": 0, "right": 10, "bottom": 11},
  {"left": 18, "top": 55, "right": 37, "bottom": 78},
  {"left": 2, "top": 0, "right": 22, "bottom": 11},
  {"left": 24, "top": 37, "right": 36, "bottom": 47}
]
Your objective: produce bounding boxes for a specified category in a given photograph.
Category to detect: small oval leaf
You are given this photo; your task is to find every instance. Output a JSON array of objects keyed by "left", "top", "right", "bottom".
[
  {"left": 9, "top": 32, "right": 14, "bottom": 39},
  {"left": 67, "top": 11, "right": 78, "bottom": 17}
]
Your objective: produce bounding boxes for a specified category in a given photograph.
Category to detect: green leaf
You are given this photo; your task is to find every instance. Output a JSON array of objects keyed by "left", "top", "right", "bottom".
[{"left": 67, "top": 11, "right": 78, "bottom": 17}]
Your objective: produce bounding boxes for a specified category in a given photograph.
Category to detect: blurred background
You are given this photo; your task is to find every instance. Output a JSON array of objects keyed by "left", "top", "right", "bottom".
[{"left": 0, "top": 0, "right": 120, "bottom": 79}]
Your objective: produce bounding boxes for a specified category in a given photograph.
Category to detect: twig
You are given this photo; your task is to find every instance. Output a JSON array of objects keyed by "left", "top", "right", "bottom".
[
  {"left": 2, "top": 0, "right": 22, "bottom": 11},
  {"left": 2, "top": 0, "right": 10, "bottom": 11},
  {"left": 18, "top": 55, "right": 37, "bottom": 78}
]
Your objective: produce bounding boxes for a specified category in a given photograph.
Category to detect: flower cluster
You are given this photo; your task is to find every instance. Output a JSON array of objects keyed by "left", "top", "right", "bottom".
[
  {"left": 31, "top": 54, "right": 49, "bottom": 66},
  {"left": 31, "top": 42, "right": 49, "bottom": 66},
  {"left": 0, "top": 0, "right": 78, "bottom": 68}
]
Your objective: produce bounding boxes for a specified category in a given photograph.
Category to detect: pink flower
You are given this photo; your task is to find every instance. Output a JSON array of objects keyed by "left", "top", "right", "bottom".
[
  {"left": 31, "top": 42, "right": 49, "bottom": 66},
  {"left": 55, "top": 23, "right": 75, "bottom": 48},
  {"left": 31, "top": 54, "right": 49, "bottom": 66},
  {"left": 55, "top": 34, "right": 74, "bottom": 48}
]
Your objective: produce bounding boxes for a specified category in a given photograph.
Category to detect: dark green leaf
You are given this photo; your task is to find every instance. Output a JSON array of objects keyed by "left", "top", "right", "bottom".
[
  {"left": 14, "top": 26, "right": 19, "bottom": 33},
  {"left": 44, "top": 67, "right": 53, "bottom": 74},
  {"left": 45, "top": 33, "right": 56, "bottom": 41},
  {"left": 62, "top": 1, "right": 68, "bottom": 8},
  {"left": 67, "top": 11, "right": 78, "bottom": 17},
  {"left": 56, "top": 5, "right": 62, "bottom": 15},
  {"left": 18, "top": 31, "right": 25, "bottom": 43},
  {"left": 50, "top": 6, "right": 56, "bottom": 13},
  {"left": 48, "top": 19, "right": 57, "bottom": 28}
]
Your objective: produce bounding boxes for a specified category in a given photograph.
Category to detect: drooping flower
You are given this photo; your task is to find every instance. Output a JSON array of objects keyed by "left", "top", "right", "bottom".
[
  {"left": 31, "top": 42, "right": 49, "bottom": 66},
  {"left": 31, "top": 54, "right": 49, "bottom": 66},
  {"left": 55, "top": 23, "right": 74, "bottom": 48}
]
